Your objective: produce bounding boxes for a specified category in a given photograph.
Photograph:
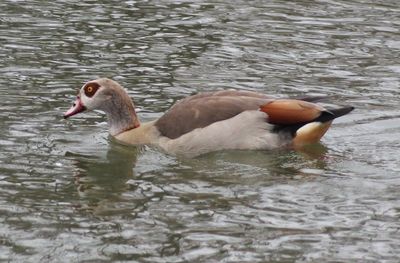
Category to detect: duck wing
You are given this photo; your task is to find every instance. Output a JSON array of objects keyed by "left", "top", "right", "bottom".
[{"left": 155, "top": 90, "right": 273, "bottom": 139}]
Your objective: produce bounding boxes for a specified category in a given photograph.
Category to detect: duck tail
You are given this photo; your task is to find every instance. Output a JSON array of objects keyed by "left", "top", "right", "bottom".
[{"left": 328, "top": 106, "right": 355, "bottom": 119}]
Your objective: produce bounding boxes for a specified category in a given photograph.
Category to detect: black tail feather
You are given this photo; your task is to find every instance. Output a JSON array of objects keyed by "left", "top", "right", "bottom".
[
  {"left": 273, "top": 106, "right": 354, "bottom": 136},
  {"left": 328, "top": 106, "right": 355, "bottom": 119},
  {"left": 314, "top": 106, "right": 354, "bottom": 123}
]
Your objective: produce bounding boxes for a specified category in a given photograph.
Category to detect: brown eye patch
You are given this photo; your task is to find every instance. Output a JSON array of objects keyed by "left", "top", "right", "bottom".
[{"left": 83, "top": 82, "right": 100, "bottom": 97}]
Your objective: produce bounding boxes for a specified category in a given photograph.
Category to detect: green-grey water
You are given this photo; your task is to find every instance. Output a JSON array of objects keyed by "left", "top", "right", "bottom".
[{"left": 1, "top": 1, "right": 400, "bottom": 262}]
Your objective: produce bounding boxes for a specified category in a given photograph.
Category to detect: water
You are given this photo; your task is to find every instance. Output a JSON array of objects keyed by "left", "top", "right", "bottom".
[{"left": 1, "top": 0, "right": 400, "bottom": 262}]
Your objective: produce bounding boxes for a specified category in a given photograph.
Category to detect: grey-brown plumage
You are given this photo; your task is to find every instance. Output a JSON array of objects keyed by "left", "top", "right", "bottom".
[
  {"left": 64, "top": 78, "right": 354, "bottom": 157},
  {"left": 155, "top": 90, "right": 274, "bottom": 139}
]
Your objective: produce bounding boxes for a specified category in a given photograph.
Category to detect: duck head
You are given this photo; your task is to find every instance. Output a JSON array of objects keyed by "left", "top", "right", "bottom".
[{"left": 64, "top": 78, "right": 140, "bottom": 135}]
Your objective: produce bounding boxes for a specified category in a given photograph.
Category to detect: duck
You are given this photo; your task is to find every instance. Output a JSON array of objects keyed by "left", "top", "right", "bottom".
[{"left": 64, "top": 78, "right": 354, "bottom": 157}]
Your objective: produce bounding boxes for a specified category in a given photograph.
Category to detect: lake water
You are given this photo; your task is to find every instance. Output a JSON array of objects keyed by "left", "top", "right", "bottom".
[{"left": 1, "top": 0, "right": 400, "bottom": 262}]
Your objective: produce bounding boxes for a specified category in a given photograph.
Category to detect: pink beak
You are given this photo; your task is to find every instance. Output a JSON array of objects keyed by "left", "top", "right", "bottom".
[{"left": 64, "top": 97, "right": 86, "bottom": 119}]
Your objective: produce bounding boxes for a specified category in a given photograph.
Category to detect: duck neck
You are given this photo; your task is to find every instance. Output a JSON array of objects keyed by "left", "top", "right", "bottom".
[{"left": 104, "top": 94, "right": 140, "bottom": 136}]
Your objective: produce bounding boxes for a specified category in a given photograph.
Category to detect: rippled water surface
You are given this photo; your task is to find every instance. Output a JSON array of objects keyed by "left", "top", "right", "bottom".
[{"left": 1, "top": 0, "right": 400, "bottom": 262}]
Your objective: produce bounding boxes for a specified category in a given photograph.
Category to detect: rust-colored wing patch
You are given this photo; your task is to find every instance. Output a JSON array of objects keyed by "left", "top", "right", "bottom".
[{"left": 260, "top": 99, "right": 325, "bottom": 125}]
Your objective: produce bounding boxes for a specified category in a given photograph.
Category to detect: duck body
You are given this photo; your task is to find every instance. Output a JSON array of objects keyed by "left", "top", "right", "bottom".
[{"left": 64, "top": 78, "right": 353, "bottom": 157}]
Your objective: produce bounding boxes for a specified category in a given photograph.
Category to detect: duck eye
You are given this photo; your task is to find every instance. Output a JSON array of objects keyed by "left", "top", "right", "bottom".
[{"left": 84, "top": 82, "right": 100, "bottom": 97}]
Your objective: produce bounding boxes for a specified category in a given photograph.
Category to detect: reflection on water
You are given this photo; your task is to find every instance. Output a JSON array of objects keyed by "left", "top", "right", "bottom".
[
  {"left": 68, "top": 143, "right": 139, "bottom": 200},
  {"left": 1, "top": 0, "right": 400, "bottom": 262}
]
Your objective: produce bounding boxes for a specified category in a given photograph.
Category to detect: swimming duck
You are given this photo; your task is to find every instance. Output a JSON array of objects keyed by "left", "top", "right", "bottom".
[{"left": 64, "top": 78, "right": 353, "bottom": 157}]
